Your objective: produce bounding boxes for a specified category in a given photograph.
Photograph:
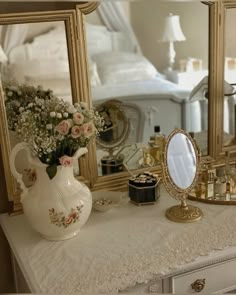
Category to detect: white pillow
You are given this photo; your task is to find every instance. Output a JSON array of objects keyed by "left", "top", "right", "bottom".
[
  {"left": 92, "top": 52, "right": 159, "bottom": 85},
  {"left": 86, "top": 23, "right": 112, "bottom": 56},
  {"left": 7, "top": 58, "right": 70, "bottom": 84},
  {"left": 89, "top": 60, "right": 101, "bottom": 87},
  {"left": 9, "top": 26, "right": 68, "bottom": 63},
  {"left": 111, "top": 31, "right": 134, "bottom": 53}
]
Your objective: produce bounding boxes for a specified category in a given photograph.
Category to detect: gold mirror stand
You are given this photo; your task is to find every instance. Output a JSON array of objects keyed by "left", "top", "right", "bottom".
[{"left": 162, "top": 129, "right": 203, "bottom": 223}]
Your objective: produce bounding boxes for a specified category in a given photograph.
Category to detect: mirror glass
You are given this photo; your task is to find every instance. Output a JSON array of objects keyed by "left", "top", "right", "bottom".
[
  {"left": 95, "top": 100, "right": 130, "bottom": 150},
  {"left": 224, "top": 7, "right": 236, "bottom": 147},
  {"left": 162, "top": 128, "right": 202, "bottom": 223},
  {"left": 167, "top": 132, "right": 196, "bottom": 189},
  {"left": 1, "top": 21, "right": 77, "bottom": 188},
  {"left": 95, "top": 100, "right": 131, "bottom": 176},
  {"left": 85, "top": 0, "right": 209, "bottom": 176},
  {"left": 1, "top": 21, "right": 72, "bottom": 101}
]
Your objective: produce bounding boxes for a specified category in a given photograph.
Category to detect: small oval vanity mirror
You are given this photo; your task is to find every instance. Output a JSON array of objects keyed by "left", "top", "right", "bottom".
[
  {"left": 162, "top": 129, "right": 203, "bottom": 222},
  {"left": 95, "top": 100, "right": 130, "bottom": 151},
  {"left": 95, "top": 100, "right": 130, "bottom": 176}
]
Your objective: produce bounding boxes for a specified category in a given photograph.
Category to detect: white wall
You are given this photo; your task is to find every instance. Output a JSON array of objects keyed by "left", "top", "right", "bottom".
[
  {"left": 130, "top": 1, "right": 209, "bottom": 73},
  {"left": 85, "top": 1, "right": 208, "bottom": 74}
]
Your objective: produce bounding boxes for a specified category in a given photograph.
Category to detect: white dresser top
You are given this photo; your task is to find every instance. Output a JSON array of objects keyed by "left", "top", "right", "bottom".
[{"left": 1, "top": 188, "right": 236, "bottom": 294}]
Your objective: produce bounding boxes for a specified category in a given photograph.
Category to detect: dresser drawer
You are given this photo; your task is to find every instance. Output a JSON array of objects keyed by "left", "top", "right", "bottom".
[{"left": 171, "top": 259, "right": 236, "bottom": 293}]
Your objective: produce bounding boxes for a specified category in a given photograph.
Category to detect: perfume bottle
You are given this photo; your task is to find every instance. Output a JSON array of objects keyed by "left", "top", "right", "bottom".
[
  {"left": 148, "top": 126, "right": 166, "bottom": 164},
  {"left": 206, "top": 167, "right": 216, "bottom": 199},
  {"left": 225, "top": 151, "right": 231, "bottom": 201}
]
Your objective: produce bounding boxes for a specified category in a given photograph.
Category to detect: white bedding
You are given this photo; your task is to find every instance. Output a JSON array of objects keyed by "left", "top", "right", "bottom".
[
  {"left": 1, "top": 23, "right": 206, "bottom": 138},
  {"left": 91, "top": 75, "right": 190, "bottom": 102}
]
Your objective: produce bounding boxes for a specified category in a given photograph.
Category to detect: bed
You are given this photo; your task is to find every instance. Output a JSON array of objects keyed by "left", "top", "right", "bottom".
[{"left": 2, "top": 22, "right": 230, "bottom": 153}]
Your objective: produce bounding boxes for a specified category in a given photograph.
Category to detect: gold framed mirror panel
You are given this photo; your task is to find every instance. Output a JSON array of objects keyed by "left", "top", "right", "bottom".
[
  {"left": 208, "top": 0, "right": 224, "bottom": 159},
  {"left": 85, "top": 1, "right": 220, "bottom": 193},
  {"left": 188, "top": 1, "right": 236, "bottom": 205},
  {"left": 0, "top": 2, "right": 98, "bottom": 214},
  {"left": 219, "top": 1, "right": 236, "bottom": 159}
]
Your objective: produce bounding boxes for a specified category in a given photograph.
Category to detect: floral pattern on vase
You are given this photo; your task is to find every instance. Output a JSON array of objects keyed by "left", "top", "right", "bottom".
[{"left": 49, "top": 205, "right": 84, "bottom": 228}]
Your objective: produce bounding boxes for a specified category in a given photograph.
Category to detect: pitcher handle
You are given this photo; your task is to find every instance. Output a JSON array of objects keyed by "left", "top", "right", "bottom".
[
  {"left": 73, "top": 147, "right": 88, "bottom": 160},
  {"left": 9, "top": 142, "right": 31, "bottom": 201}
]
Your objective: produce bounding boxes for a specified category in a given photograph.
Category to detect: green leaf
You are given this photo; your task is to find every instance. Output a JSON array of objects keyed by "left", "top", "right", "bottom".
[{"left": 46, "top": 164, "right": 57, "bottom": 179}]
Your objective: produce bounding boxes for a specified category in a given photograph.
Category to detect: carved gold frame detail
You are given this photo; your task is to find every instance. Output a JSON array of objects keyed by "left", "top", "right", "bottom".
[{"left": 0, "top": 2, "right": 98, "bottom": 213}]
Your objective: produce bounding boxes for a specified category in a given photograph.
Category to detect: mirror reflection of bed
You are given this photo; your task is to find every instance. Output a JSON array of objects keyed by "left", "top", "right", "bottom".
[
  {"left": 1, "top": 21, "right": 72, "bottom": 101},
  {"left": 85, "top": 0, "right": 211, "bottom": 174},
  {"left": 0, "top": 21, "right": 75, "bottom": 181}
]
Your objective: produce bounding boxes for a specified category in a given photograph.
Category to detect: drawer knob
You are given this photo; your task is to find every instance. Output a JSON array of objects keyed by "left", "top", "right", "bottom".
[{"left": 191, "top": 279, "right": 206, "bottom": 292}]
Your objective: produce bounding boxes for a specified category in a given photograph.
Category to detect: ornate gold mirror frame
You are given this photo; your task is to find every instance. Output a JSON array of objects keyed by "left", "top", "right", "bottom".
[
  {"left": 218, "top": 1, "right": 236, "bottom": 157},
  {"left": 0, "top": 2, "right": 98, "bottom": 214},
  {"left": 187, "top": 0, "right": 236, "bottom": 205},
  {"left": 85, "top": 1, "right": 219, "bottom": 192},
  {"left": 162, "top": 128, "right": 202, "bottom": 223}
]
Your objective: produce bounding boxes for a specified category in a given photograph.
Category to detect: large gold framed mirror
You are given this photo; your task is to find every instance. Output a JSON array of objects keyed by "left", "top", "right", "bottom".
[
  {"left": 186, "top": 0, "right": 236, "bottom": 205},
  {"left": 162, "top": 129, "right": 203, "bottom": 223},
  {"left": 84, "top": 0, "right": 220, "bottom": 192},
  {"left": 0, "top": 2, "right": 98, "bottom": 213},
  {"left": 220, "top": 1, "right": 236, "bottom": 153}
]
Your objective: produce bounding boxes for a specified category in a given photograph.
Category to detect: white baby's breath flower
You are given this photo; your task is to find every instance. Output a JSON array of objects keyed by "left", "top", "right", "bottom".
[
  {"left": 50, "top": 112, "right": 56, "bottom": 118},
  {"left": 80, "top": 102, "right": 88, "bottom": 108},
  {"left": 15, "top": 101, "right": 20, "bottom": 107},
  {"left": 9, "top": 86, "right": 18, "bottom": 91},
  {"left": 67, "top": 105, "right": 76, "bottom": 114},
  {"left": 5, "top": 82, "right": 103, "bottom": 169}
]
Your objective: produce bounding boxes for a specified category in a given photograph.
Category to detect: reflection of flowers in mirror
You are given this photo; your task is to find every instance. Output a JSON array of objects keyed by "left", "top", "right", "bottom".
[{"left": 4, "top": 83, "right": 104, "bottom": 178}]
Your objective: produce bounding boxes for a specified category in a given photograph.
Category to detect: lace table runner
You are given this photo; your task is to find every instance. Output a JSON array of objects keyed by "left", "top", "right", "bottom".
[{"left": 7, "top": 189, "right": 236, "bottom": 293}]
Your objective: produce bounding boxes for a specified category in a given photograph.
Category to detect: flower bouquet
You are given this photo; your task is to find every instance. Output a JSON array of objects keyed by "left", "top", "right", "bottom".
[{"left": 5, "top": 84, "right": 104, "bottom": 179}]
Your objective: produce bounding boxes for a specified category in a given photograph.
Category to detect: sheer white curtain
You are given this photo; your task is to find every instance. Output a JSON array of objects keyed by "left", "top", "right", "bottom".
[
  {"left": 97, "top": 1, "right": 142, "bottom": 54},
  {"left": 0, "top": 24, "right": 28, "bottom": 57}
]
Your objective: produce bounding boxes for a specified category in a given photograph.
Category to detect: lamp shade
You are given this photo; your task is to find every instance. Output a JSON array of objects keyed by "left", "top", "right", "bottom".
[
  {"left": 160, "top": 14, "right": 186, "bottom": 43},
  {"left": 0, "top": 45, "right": 8, "bottom": 63}
]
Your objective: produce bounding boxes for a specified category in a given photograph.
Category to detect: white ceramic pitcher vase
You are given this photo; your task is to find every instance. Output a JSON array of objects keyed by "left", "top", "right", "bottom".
[{"left": 10, "top": 142, "right": 92, "bottom": 241}]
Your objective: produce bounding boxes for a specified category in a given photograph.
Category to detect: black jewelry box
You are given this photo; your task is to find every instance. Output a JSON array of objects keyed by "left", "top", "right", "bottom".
[
  {"left": 128, "top": 172, "right": 160, "bottom": 205},
  {"left": 101, "top": 155, "right": 124, "bottom": 175}
]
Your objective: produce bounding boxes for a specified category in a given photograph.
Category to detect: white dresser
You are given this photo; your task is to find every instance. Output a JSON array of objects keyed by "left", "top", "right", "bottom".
[{"left": 1, "top": 188, "right": 236, "bottom": 294}]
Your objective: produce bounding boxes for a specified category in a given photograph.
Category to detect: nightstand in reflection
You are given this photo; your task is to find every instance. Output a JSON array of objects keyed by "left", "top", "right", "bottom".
[{"left": 166, "top": 70, "right": 208, "bottom": 89}]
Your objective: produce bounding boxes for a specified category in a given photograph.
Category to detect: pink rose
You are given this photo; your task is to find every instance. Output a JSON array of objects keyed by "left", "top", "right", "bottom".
[
  {"left": 73, "top": 112, "right": 84, "bottom": 125},
  {"left": 71, "top": 125, "right": 82, "bottom": 138},
  {"left": 83, "top": 122, "right": 95, "bottom": 138},
  {"left": 59, "top": 155, "right": 73, "bottom": 167},
  {"left": 55, "top": 120, "right": 70, "bottom": 135}
]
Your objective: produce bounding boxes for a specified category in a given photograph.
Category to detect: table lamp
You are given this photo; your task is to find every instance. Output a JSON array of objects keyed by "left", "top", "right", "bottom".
[{"left": 160, "top": 13, "right": 186, "bottom": 71}]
